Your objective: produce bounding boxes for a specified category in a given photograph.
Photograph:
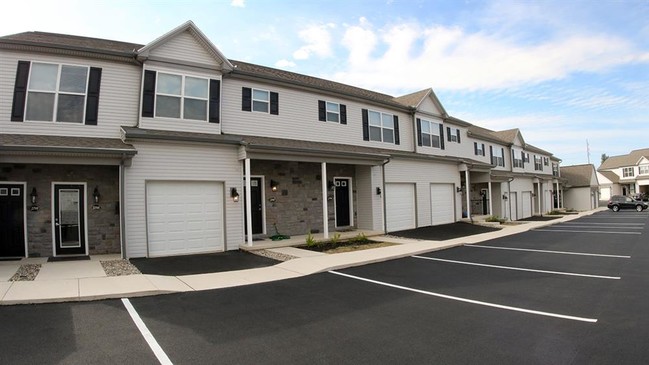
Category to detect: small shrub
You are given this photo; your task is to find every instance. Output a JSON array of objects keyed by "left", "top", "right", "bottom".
[
  {"left": 485, "top": 215, "right": 505, "bottom": 223},
  {"left": 547, "top": 210, "right": 562, "bottom": 215},
  {"left": 330, "top": 233, "right": 341, "bottom": 245},
  {"left": 305, "top": 232, "right": 317, "bottom": 247},
  {"left": 349, "top": 232, "right": 369, "bottom": 244}
]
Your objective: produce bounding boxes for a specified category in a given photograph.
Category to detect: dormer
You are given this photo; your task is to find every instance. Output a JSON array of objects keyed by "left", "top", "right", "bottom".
[{"left": 136, "top": 21, "right": 233, "bottom": 134}]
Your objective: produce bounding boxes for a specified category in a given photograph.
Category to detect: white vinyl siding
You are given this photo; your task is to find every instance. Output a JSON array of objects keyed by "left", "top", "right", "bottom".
[
  {"left": 354, "top": 165, "right": 384, "bottom": 231},
  {"left": 521, "top": 191, "right": 532, "bottom": 219},
  {"left": 123, "top": 141, "right": 242, "bottom": 258},
  {"left": 147, "top": 181, "right": 224, "bottom": 257},
  {"left": 386, "top": 183, "right": 416, "bottom": 232},
  {"left": 221, "top": 78, "right": 412, "bottom": 152},
  {"left": 1, "top": 51, "right": 140, "bottom": 138},
  {"left": 149, "top": 30, "right": 216, "bottom": 67}
]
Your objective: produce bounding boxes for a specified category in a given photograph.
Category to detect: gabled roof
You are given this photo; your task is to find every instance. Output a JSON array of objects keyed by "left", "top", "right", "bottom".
[
  {"left": 0, "top": 31, "right": 140, "bottom": 57},
  {"left": 137, "top": 20, "right": 233, "bottom": 71},
  {"left": 492, "top": 128, "right": 524, "bottom": 145},
  {"left": 525, "top": 143, "right": 552, "bottom": 156},
  {"left": 598, "top": 170, "right": 620, "bottom": 184},
  {"left": 394, "top": 88, "right": 448, "bottom": 116},
  {"left": 467, "top": 125, "right": 511, "bottom": 145},
  {"left": 599, "top": 148, "right": 649, "bottom": 170},
  {"left": 560, "top": 164, "right": 598, "bottom": 188}
]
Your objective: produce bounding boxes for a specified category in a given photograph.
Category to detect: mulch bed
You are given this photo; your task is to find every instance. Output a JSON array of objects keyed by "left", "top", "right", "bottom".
[
  {"left": 517, "top": 216, "right": 562, "bottom": 222},
  {"left": 389, "top": 222, "right": 501, "bottom": 241}
]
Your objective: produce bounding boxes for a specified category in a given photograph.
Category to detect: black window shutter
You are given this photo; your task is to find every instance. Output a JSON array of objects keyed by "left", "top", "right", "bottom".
[
  {"left": 11, "top": 61, "right": 31, "bottom": 122},
  {"left": 209, "top": 79, "right": 221, "bottom": 123},
  {"left": 447, "top": 127, "right": 452, "bottom": 141},
  {"left": 521, "top": 150, "right": 525, "bottom": 167},
  {"left": 142, "top": 70, "right": 156, "bottom": 118},
  {"left": 439, "top": 124, "right": 445, "bottom": 149},
  {"left": 416, "top": 118, "right": 422, "bottom": 146},
  {"left": 456, "top": 129, "right": 461, "bottom": 143},
  {"left": 474, "top": 142, "right": 478, "bottom": 155},
  {"left": 318, "top": 100, "right": 326, "bottom": 121},
  {"left": 340, "top": 104, "right": 347, "bottom": 124},
  {"left": 84, "top": 67, "right": 102, "bottom": 125},
  {"left": 362, "top": 109, "right": 369, "bottom": 141},
  {"left": 270, "top": 92, "right": 279, "bottom": 115},
  {"left": 482, "top": 144, "right": 485, "bottom": 156},
  {"left": 501, "top": 148, "right": 505, "bottom": 167},
  {"left": 242, "top": 87, "right": 251, "bottom": 111},
  {"left": 393, "top": 115, "right": 400, "bottom": 145},
  {"left": 490, "top": 146, "right": 494, "bottom": 164}
]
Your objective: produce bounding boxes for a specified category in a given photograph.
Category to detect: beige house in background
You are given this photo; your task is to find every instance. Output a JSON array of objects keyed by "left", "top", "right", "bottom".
[
  {"left": 561, "top": 164, "right": 600, "bottom": 211},
  {"left": 597, "top": 148, "right": 649, "bottom": 199}
]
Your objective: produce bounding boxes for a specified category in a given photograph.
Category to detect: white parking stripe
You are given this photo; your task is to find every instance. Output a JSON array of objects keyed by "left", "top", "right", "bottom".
[
  {"left": 558, "top": 222, "right": 644, "bottom": 225},
  {"left": 556, "top": 225, "right": 643, "bottom": 230},
  {"left": 329, "top": 271, "right": 597, "bottom": 323},
  {"left": 465, "top": 244, "right": 631, "bottom": 258},
  {"left": 412, "top": 256, "right": 621, "bottom": 280},
  {"left": 534, "top": 229, "right": 641, "bottom": 235},
  {"left": 122, "top": 298, "right": 173, "bottom": 365}
]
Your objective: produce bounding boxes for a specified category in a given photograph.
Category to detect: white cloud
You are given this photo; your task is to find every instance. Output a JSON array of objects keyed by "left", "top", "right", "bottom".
[
  {"left": 275, "top": 59, "right": 296, "bottom": 68},
  {"left": 330, "top": 19, "right": 648, "bottom": 94},
  {"left": 230, "top": 0, "right": 245, "bottom": 7},
  {"left": 292, "top": 23, "right": 335, "bottom": 60}
]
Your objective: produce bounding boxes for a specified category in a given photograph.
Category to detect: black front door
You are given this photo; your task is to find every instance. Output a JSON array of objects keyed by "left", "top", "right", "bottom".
[
  {"left": 0, "top": 184, "right": 26, "bottom": 257},
  {"left": 53, "top": 184, "right": 86, "bottom": 256},
  {"left": 335, "top": 178, "right": 351, "bottom": 227},
  {"left": 245, "top": 177, "right": 263, "bottom": 235}
]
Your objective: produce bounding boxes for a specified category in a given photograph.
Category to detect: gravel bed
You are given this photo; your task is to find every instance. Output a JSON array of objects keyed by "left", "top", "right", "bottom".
[
  {"left": 249, "top": 249, "right": 297, "bottom": 262},
  {"left": 100, "top": 260, "right": 142, "bottom": 276},
  {"left": 10, "top": 264, "right": 41, "bottom": 281}
]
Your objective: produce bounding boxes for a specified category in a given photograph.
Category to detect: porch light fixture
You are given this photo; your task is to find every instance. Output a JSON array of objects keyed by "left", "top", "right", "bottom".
[
  {"left": 230, "top": 187, "right": 240, "bottom": 202},
  {"left": 270, "top": 180, "right": 279, "bottom": 192},
  {"left": 30, "top": 187, "right": 38, "bottom": 204},
  {"left": 93, "top": 186, "right": 101, "bottom": 204},
  {"left": 376, "top": 187, "right": 382, "bottom": 195},
  {"left": 456, "top": 186, "right": 463, "bottom": 193},
  {"left": 502, "top": 194, "right": 508, "bottom": 200}
]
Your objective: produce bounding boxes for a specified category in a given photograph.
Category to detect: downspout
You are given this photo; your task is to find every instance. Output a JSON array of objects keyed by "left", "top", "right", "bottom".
[
  {"left": 119, "top": 156, "right": 127, "bottom": 259},
  {"left": 507, "top": 177, "right": 514, "bottom": 221},
  {"left": 381, "top": 157, "right": 391, "bottom": 233}
]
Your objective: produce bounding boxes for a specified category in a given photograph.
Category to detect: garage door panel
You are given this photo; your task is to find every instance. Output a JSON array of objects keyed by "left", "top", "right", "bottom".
[
  {"left": 430, "top": 184, "right": 454, "bottom": 225},
  {"left": 521, "top": 191, "right": 532, "bottom": 219},
  {"left": 147, "top": 181, "right": 224, "bottom": 257},
  {"left": 386, "top": 184, "right": 416, "bottom": 232}
]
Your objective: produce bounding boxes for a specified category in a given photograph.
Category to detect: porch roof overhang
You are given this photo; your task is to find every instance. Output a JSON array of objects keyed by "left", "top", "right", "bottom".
[
  {"left": 491, "top": 170, "right": 566, "bottom": 183},
  {"left": 121, "top": 126, "right": 242, "bottom": 145},
  {"left": 0, "top": 134, "right": 137, "bottom": 162},
  {"left": 240, "top": 135, "right": 391, "bottom": 165}
]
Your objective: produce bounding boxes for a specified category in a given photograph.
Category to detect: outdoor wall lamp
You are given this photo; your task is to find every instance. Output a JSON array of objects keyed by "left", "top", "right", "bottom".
[
  {"left": 376, "top": 187, "right": 382, "bottom": 195},
  {"left": 456, "top": 186, "right": 463, "bottom": 193},
  {"left": 93, "top": 186, "right": 101, "bottom": 204},
  {"left": 327, "top": 181, "right": 335, "bottom": 190},
  {"left": 30, "top": 187, "right": 38, "bottom": 204},
  {"left": 231, "top": 187, "right": 240, "bottom": 202},
  {"left": 270, "top": 180, "right": 279, "bottom": 192},
  {"left": 502, "top": 194, "right": 508, "bottom": 200}
]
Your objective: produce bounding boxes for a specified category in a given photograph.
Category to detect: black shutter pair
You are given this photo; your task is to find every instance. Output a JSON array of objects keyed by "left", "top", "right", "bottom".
[
  {"left": 361, "top": 109, "right": 399, "bottom": 145},
  {"left": 242, "top": 87, "right": 278, "bottom": 115},
  {"left": 490, "top": 146, "right": 494, "bottom": 164},
  {"left": 474, "top": 142, "right": 478, "bottom": 155},
  {"left": 318, "top": 100, "right": 346, "bottom": 124},
  {"left": 446, "top": 127, "right": 461, "bottom": 143},
  {"left": 417, "top": 118, "right": 422, "bottom": 146},
  {"left": 521, "top": 150, "right": 525, "bottom": 168},
  {"left": 481, "top": 144, "right": 485, "bottom": 156},
  {"left": 142, "top": 71, "right": 220, "bottom": 122},
  {"left": 11, "top": 61, "right": 102, "bottom": 125},
  {"left": 501, "top": 148, "right": 505, "bottom": 167},
  {"left": 439, "top": 124, "right": 445, "bottom": 150}
]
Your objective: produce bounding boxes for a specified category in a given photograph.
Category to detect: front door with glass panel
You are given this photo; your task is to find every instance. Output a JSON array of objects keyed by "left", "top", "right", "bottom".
[{"left": 53, "top": 184, "right": 86, "bottom": 255}]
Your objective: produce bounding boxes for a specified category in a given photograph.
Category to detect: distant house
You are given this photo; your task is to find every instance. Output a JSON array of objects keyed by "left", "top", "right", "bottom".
[
  {"left": 561, "top": 164, "right": 600, "bottom": 210},
  {"left": 597, "top": 148, "right": 649, "bottom": 198}
]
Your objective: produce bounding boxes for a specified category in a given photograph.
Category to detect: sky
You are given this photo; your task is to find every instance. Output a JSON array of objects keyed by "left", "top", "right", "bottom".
[{"left": 2, "top": 0, "right": 648, "bottom": 167}]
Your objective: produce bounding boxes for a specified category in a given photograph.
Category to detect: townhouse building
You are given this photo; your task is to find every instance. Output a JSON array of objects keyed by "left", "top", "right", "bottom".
[
  {"left": 597, "top": 148, "right": 649, "bottom": 200},
  {"left": 0, "top": 21, "right": 563, "bottom": 259},
  {"left": 560, "top": 164, "right": 600, "bottom": 210}
]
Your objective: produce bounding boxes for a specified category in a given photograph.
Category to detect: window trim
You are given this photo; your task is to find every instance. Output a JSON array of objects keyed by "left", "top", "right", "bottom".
[
  {"left": 639, "top": 165, "right": 649, "bottom": 175},
  {"left": 419, "top": 118, "right": 442, "bottom": 148},
  {"left": 251, "top": 87, "right": 270, "bottom": 114},
  {"left": 622, "top": 167, "right": 635, "bottom": 178},
  {"left": 24, "top": 61, "right": 91, "bottom": 123},
  {"left": 368, "top": 109, "right": 396, "bottom": 144},
  {"left": 534, "top": 155, "right": 543, "bottom": 171},
  {"left": 148, "top": 70, "right": 210, "bottom": 121}
]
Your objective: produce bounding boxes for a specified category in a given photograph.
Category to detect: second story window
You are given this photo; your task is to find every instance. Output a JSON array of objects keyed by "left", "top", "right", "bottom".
[
  {"left": 474, "top": 142, "right": 485, "bottom": 156},
  {"left": 11, "top": 61, "right": 102, "bottom": 125},
  {"left": 534, "top": 156, "right": 542, "bottom": 171},
  {"left": 362, "top": 109, "right": 400, "bottom": 145},
  {"left": 418, "top": 119, "right": 441, "bottom": 148},
  {"left": 552, "top": 163, "right": 559, "bottom": 177},
  {"left": 512, "top": 149, "right": 523, "bottom": 168},
  {"left": 242, "top": 87, "right": 279, "bottom": 115},
  {"left": 639, "top": 165, "right": 649, "bottom": 175},
  {"left": 318, "top": 100, "right": 347, "bottom": 124},
  {"left": 490, "top": 146, "right": 505, "bottom": 167},
  {"left": 156, "top": 73, "right": 208, "bottom": 120},
  {"left": 524, "top": 152, "right": 530, "bottom": 163},
  {"left": 543, "top": 157, "right": 549, "bottom": 166},
  {"left": 447, "top": 127, "right": 461, "bottom": 143},
  {"left": 623, "top": 167, "right": 634, "bottom": 177}
]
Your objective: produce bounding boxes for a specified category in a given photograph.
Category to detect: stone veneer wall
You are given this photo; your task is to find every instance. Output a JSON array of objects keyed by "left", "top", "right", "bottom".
[
  {"left": 0, "top": 163, "right": 120, "bottom": 257},
  {"left": 250, "top": 161, "right": 357, "bottom": 237}
]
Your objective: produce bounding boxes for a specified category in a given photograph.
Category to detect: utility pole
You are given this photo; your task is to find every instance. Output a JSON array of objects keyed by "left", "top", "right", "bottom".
[{"left": 586, "top": 139, "right": 591, "bottom": 164}]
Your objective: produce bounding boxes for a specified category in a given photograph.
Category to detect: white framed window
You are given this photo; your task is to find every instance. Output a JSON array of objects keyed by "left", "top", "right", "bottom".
[
  {"left": 639, "top": 165, "right": 649, "bottom": 175},
  {"left": 492, "top": 147, "right": 504, "bottom": 167},
  {"left": 369, "top": 110, "right": 395, "bottom": 143},
  {"left": 543, "top": 157, "right": 549, "bottom": 166},
  {"left": 553, "top": 163, "right": 559, "bottom": 177},
  {"left": 420, "top": 119, "right": 441, "bottom": 148},
  {"left": 155, "top": 72, "right": 208, "bottom": 121},
  {"left": 513, "top": 149, "right": 523, "bottom": 168},
  {"left": 25, "top": 62, "right": 89, "bottom": 123},
  {"left": 474, "top": 142, "right": 485, "bottom": 156},
  {"left": 534, "top": 155, "right": 543, "bottom": 171},
  {"left": 252, "top": 88, "right": 270, "bottom": 113},
  {"left": 447, "top": 127, "right": 460, "bottom": 143},
  {"left": 326, "top": 102, "right": 340, "bottom": 123},
  {"left": 623, "top": 167, "right": 634, "bottom": 177}
]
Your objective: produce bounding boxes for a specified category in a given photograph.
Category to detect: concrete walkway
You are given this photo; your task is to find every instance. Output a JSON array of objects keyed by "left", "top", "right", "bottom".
[{"left": 0, "top": 209, "right": 605, "bottom": 305}]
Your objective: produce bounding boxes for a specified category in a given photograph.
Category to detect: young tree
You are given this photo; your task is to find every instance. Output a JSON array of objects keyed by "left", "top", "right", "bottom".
[{"left": 601, "top": 153, "right": 609, "bottom": 164}]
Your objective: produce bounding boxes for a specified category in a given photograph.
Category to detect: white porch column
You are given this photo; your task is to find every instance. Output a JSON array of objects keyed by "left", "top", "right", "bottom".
[
  {"left": 487, "top": 180, "right": 493, "bottom": 215},
  {"left": 465, "top": 170, "right": 471, "bottom": 220},
  {"left": 245, "top": 158, "right": 253, "bottom": 247},
  {"left": 537, "top": 181, "right": 542, "bottom": 214},
  {"left": 321, "top": 162, "right": 329, "bottom": 239},
  {"left": 555, "top": 181, "right": 560, "bottom": 209}
]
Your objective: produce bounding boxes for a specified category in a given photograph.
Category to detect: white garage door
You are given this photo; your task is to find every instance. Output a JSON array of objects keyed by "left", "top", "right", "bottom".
[
  {"left": 386, "top": 183, "right": 416, "bottom": 232},
  {"left": 509, "top": 192, "right": 518, "bottom": 220},
  {"left": 147, "top": 181, "right": 224, "bottom": 257},
  {"left": 430, "top": 184, "right": 455, "bottom": 225},
  {"left": 521, "top": 191, "right": 532, "bottom": 219}
]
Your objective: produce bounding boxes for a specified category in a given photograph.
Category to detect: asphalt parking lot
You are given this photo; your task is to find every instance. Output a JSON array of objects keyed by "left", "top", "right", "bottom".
[{"left": 1, "top": 210, "right": 647, "bottom": 364}]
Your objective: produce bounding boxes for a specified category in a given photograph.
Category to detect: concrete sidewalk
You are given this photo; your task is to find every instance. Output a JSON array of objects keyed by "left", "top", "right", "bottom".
[{"left": 0, "top": 209, "right": 605, "bottom": 305}]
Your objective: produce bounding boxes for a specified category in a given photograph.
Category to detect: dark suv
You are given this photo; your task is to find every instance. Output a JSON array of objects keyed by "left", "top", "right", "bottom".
[{"left": 607, "top": 195, "right": 649, "bottom": 212}]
